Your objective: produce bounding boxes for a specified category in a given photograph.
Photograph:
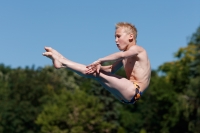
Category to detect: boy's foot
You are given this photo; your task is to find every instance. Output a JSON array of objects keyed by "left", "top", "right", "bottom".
[{"left": 43, "top": 47, "right": 65, "bottom": 69}]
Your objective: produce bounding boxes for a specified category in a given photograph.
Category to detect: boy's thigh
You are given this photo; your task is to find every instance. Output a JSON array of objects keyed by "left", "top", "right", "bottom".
[{"left": 97, "top": 72, "right": 136, "bottom": 100}]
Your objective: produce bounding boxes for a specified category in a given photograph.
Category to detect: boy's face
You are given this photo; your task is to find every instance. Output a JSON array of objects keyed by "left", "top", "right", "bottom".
[{"left": 115, "top": 27, "right": 133, "bottom": 51}]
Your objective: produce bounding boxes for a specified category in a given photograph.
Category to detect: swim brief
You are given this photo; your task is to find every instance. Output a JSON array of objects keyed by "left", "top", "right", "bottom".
[{"left": 121, "top": 84, "right": 142, "bottom": 104}]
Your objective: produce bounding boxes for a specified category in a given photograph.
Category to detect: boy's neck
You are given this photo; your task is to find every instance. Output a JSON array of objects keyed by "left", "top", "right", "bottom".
[{"left": 124, "top": 41, "right": 136, "bottom": 51}]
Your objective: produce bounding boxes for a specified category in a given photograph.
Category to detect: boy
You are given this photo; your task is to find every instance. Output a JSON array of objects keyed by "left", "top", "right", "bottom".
[{"left": 43, "top": 22, "right": 151, "bottom": 104}]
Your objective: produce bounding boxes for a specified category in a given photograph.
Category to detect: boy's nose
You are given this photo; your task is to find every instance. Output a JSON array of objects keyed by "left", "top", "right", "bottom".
[{"left": 115, "top": 38, "right": 118, "bottom": 43}]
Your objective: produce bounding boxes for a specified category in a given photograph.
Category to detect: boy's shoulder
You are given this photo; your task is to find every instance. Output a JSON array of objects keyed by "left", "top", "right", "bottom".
[{"left": 129, "top": 45, "right": 145, "bottom": 52}]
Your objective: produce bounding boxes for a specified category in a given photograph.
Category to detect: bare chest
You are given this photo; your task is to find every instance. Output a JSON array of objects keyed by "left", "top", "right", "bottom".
[{"left": 122, "top": 57, "right": 139, "bottom": 78}]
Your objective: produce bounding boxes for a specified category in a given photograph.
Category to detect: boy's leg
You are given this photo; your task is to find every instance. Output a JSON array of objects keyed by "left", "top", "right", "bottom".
[
  {"left": 95, "top": 71, "right": 137, "bottom": 101},
  {"left": 43, "top": 47, "right": 136, "bottom": 101}
]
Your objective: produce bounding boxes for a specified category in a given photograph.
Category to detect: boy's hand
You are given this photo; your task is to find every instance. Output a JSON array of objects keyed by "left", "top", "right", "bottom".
[{"left": 86, "top": 60, "right": 101, "bottom": 74}]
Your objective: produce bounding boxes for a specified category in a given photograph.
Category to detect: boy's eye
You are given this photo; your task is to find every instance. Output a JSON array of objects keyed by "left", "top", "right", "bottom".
[{"left": 115, "top": 35, "right": 120, "bottom": 38}]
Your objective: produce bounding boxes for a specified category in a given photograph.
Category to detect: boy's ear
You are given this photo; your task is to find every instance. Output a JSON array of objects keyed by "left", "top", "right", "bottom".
[
  {"left": 129, "top": 33, "right": 134, "bottom": 39},
  {"left": 129, "top": 33, "right": 134, "bottom": 42}
]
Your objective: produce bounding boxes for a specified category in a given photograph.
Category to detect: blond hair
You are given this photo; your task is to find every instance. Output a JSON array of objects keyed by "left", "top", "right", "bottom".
[{"left": 115, "top": 22, "right": 137, "bottom": 42}]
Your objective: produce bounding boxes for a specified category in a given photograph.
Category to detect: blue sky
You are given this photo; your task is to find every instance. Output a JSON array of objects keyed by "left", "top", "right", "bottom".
[{"left": 0, "top": 0, "right": 200, "bottom": 70}]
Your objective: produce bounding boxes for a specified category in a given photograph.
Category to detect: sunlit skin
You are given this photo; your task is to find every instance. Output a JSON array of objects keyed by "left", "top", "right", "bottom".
[{"left": 43, "top": 26, "right": 151, "bottom": 103}]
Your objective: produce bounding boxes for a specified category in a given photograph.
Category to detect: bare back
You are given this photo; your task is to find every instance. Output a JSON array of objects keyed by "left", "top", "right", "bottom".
[{"left": 122, "top": 45, "right": 151, "bottom": 92}]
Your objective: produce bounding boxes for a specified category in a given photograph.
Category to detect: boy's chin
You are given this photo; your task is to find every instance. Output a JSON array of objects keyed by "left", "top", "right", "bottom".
[{"left": 118, "top": 48, "right": 125, "bottom": 51}]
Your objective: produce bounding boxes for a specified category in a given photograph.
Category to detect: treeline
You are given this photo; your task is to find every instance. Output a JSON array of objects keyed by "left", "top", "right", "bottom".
[{"left": 0, "top": 26, "right": 200, "bottom": 133}]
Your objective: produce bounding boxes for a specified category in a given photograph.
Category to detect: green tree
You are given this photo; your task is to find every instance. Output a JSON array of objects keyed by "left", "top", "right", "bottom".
[
  {"left": 186, "top": 26, "right": 200, "bottom": 132},
  {"left": 36, "top": 88, "right": 116, "bottom": 133},
  {"left": 155, "top": 26, "right": 200, "bottom": 133},
  {"left": 0, "top": 65, "right": 79, "bottom": 133}
]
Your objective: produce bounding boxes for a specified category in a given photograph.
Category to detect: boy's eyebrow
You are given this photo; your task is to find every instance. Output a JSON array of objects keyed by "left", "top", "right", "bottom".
[{"left": 115, "top": 33, "right": 120, "bottom": 36}]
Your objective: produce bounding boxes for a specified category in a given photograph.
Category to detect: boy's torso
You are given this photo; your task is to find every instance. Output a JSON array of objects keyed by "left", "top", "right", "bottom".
[{"left": 122, "top": 48, "right": 151, "bottom": 91}]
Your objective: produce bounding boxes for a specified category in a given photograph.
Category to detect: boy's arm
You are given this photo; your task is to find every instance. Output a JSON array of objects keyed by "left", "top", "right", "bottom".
[
  {"left": 98, "top": 45, "right": 139, "bottom": 63},
  {"left": 86, "top": 46, "right": 139, "bottom": 73},
  {"left": 100, "top": 65, "right": 112, "bottom": 73},
  {"left": 100, "top": 60, "right": 123, "bottom": 73}
]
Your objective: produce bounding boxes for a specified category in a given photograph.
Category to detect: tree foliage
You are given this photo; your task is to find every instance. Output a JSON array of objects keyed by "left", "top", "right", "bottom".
[{"left": 0, "top": 25, "right": 200, "bottom": 133}]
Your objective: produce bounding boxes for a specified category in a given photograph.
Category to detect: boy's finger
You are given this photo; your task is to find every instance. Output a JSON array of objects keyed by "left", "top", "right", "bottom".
[
  {"left": 44, "top": 47, "right": 53, "bottom": 52},
  {"left": 86, "top": 69, "right": 94, "bottom": 74},
  {"left": 42, "top": 52, "right": 52, "bottom": 56}
]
